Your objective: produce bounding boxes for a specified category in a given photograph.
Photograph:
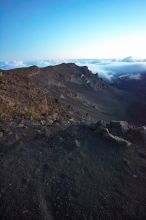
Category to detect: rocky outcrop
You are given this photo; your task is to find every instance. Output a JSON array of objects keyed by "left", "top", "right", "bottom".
[
  {"left": 102, "top": 128, "right": 132, "bottom": 146},
  {"left": 109, "top": 120, "right": 130, "bottom": 134},
  {"left": 90, "top": 120, "right": 146, "bottom": 146}
]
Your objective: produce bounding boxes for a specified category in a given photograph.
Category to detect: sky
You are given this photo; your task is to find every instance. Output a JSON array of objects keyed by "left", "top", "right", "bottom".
[{"left": 1, "top": 0, "right": 146, "bottom": 60}]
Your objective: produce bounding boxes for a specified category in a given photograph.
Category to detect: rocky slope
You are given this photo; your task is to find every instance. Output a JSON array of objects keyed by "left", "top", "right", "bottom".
[
  {"left": 0, "top": 64, "right": 146, "bottom": 220},
  {"left": 0, "top": 68, "right": 82, "bottom": 127},
  {"left": 30, "top": 63, "right": 130, "bottom": 122}
]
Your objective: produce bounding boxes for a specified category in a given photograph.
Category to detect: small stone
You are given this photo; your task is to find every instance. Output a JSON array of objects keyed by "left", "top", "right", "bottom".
[
  {"left": 41, "top": 120, "right": 46, "bottom": 125},
  {"left": 18, "top": 123, "right": 25, "bottom": 128},
  {"left": 59, "top": 137, "right": 63, "bottom": 141},
  {"left": 37, "top": 130, "right": 41, "bottom": 134},
  {"left": 75, "top": 139, "right": 80, "bottom": 147},
  {"left": 60, "top": 94, "right": 65, "bottom": 99},
  {"left": 47, "top": 119, "right": 54, "bottom": 126},
  {"left": 22, "top": 210, "right": 29, "bottom": 214},
  {"left": 44, "top": 128, "right": 51, "bottom": 137},
  {"left": 0, "top": 132, "right": 3, "bottom": 138},
  {"left": 69, "top": 118, "right": 75, "bottom": 123}
]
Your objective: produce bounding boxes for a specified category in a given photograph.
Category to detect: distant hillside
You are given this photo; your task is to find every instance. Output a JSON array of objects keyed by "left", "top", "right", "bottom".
[{"left": 112, "top": 73, "right": 146, "bottom": 124}]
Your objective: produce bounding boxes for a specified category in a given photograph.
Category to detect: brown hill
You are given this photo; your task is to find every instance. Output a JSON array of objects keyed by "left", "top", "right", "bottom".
[{"left": 0, "top": 68, "right": 82, "bottom": 127}]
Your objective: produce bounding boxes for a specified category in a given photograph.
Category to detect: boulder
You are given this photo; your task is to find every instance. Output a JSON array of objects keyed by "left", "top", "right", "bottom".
[
  {"left": 89, "top": 120, "right": 107, "bottom": 132},
  {"left": 0, "top": 132, "right": 3, "bottom": 138},
  {"left": 75, "top": 139, "right": 80, "bottom": 147},
  {"left": 109, "top": 121, "right": 129, "bottom": 134},
  {"left": 102, "top": 128, "right": 132, "bottom": 146}
]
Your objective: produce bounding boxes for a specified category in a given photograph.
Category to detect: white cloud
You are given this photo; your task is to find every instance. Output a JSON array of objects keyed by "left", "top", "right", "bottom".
[
  {"left": 129, "top": 73, "right": 142, "bottom": 80},
  {"left": 119, "top": 56, "right": 146, "bottom": 62},
  {"left": 0, "top": 60, "right": 27, "bottom": 70},
  {"left": 1, "top": 58, "right": 146, "bottom": 81}
]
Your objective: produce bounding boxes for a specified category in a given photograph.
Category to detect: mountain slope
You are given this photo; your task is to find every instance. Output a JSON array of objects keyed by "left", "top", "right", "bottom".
[
  {"left": 0, "top": 67, "right": 82, "bottom": 126},
  {"left": 28, "top": 63, "right": 129, "bottom": 122},
  {"left": 0, "top": 64, "right": 146, "bottom": 220}
]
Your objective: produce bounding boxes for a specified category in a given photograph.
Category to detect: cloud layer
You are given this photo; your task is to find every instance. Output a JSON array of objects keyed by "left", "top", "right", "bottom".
[{"left": 1, "top": 57, "right": 146, "bottom": 81}]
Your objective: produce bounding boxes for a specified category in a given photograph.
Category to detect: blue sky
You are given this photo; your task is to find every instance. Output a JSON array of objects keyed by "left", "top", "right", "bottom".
[{"left": 1, "top": 0, "right": 146, "bottom": 60}]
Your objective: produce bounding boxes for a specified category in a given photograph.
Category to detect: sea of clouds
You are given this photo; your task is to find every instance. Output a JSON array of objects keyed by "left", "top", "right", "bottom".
[{"left": 1, "top": 56, "right": 146, "bottom": 81}]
